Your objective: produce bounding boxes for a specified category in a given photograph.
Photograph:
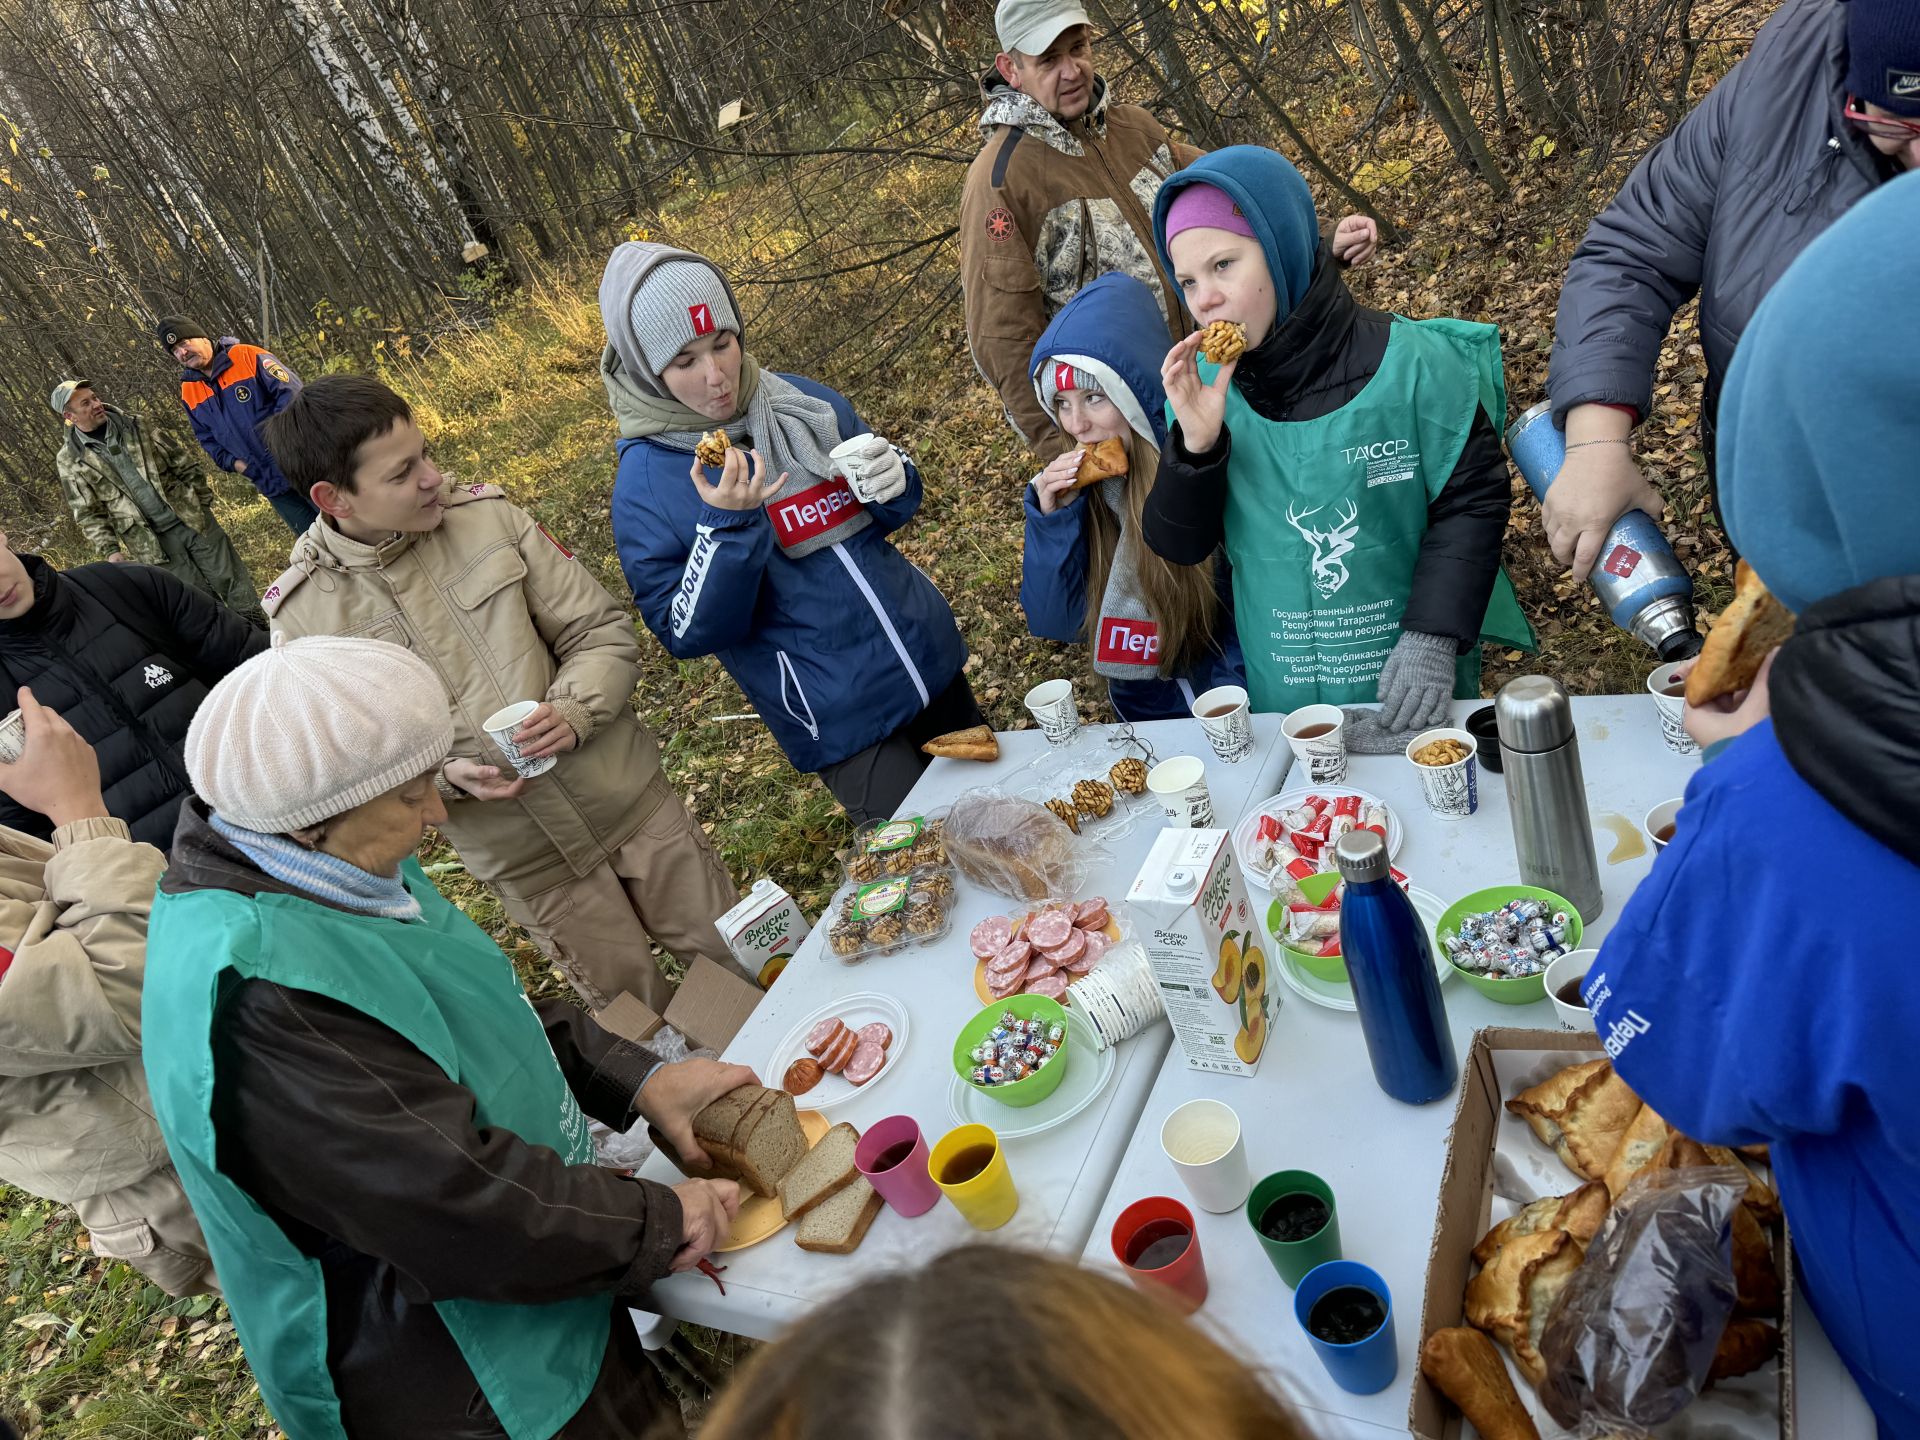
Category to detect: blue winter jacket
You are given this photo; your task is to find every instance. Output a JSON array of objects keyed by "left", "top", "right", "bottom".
[
  {"left": 1019, "top": 273, "right": 1243, "bottom": 721},
  {"left": 613, "top": 375, "right": 968, "bottom": 773},
  {"left": 177, "top": 338, "right": 302, "bottom": 499}
]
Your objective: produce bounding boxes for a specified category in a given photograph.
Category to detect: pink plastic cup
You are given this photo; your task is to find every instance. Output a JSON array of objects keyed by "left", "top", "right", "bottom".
[{"left": 855, "top": 1115, "right": 940, "bottom": 1217}]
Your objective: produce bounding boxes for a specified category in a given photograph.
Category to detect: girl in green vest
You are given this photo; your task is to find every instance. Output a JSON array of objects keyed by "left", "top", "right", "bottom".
[
  {"left": 1141, "top": 147, "right": 1532, "bottom": 747},
  {"left": 141, "top": 633, "right": 751, "bottom": 1440}
]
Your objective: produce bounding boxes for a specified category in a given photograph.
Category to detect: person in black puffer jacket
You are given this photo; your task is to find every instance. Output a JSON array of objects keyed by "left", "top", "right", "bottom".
[{"left": 0, "top": 537, "right": 266, "bottom": 848}]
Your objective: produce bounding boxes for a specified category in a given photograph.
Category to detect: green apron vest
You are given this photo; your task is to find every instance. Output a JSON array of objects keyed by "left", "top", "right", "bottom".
[
  {"left": 1212, "top": 317, "right": 1534, "bottom": 713},
  {"left": 142, "top": 859, "right": 608, "bottom": 1440}
]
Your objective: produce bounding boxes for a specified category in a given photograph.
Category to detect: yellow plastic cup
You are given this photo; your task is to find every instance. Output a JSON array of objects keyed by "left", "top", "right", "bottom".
[{"left": 929, "top": 1123, "right": 1018, "bottom": 1230}]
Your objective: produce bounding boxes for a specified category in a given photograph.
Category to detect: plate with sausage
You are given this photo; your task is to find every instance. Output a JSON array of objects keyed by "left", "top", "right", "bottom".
[
  {"left": 968, "top": 896, "right": 1126, "bottom": 1004},
  {"left": 766, "top": 991, "right": 910, "bottom": 1112}
]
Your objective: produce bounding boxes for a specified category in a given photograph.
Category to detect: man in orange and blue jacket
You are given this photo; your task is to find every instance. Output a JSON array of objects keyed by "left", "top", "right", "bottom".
[{"left": 159, "top": 315, "right": 318, "bottom": 535}]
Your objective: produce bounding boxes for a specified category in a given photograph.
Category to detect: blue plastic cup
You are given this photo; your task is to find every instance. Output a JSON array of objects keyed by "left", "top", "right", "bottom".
[{"left": 1293, "top": 1260, "right": 1397, "bottom": 1395}]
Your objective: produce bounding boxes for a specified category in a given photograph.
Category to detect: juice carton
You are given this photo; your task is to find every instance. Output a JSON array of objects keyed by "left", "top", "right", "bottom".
[
  {"left": 1126, "top": 827, "right": 1275, "bottom": 1076},
  {"left": 715, "top": 878, "right": 811, "bottom": 988}
]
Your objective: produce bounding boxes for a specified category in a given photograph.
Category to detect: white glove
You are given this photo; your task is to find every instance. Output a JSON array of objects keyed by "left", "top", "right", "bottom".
[{"left": 847, "top": 437, "right": 907, "bottom": 504}]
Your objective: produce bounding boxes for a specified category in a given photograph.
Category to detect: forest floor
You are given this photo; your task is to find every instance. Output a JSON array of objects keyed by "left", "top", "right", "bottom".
[{"left": 0, "top": 23, "right": 1760, "bottom": 1434}]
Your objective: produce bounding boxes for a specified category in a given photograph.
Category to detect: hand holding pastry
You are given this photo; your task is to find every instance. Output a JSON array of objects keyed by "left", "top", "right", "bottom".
[
  {"left": 1162, "top": 330, "right": 1238, "bottom": 455},
  {"left": 692, "top": 444, "right": 787, "bottom": 513},
  {"left": 1033, "top": 450, "right": 1086, "bottom": 515}
]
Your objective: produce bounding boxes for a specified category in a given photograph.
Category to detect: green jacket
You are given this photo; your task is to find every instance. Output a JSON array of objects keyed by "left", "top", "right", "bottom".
[{"left": 55, "top": 408, "right": 218, "bottom": 564}]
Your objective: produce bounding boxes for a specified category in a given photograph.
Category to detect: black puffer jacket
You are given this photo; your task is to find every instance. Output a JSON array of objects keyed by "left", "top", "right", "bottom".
[
  {"left": 0, "top": 556, "right": 265, "bottom": 847},
  {"left": 1547, "top": 0, "right": 1895, "bottom": 463},
  {"left": 1141, "top": 250, "right": 1512, "bottom": 650}
]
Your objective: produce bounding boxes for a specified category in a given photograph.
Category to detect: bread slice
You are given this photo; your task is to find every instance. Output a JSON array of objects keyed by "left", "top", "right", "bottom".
[
  {"left": 795, "top": 1174, "right": 883, "bottom": 1254},
  {"left": 921, "top": 724, "right": 999, "bottom": 762},
  {"left": 1685, "top": 560, "right": 1794, "bottom": 706},
  {"left": 777, "top": 1121, "right": 861, "bottom": 1221},
  {"left": 1071, "top": 436, "right": 1129, "bottom": 489}
]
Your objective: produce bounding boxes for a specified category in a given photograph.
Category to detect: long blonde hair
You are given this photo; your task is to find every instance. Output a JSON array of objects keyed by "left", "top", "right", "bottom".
[
  {"left": 698, "top": 1245, "right": 1305, "bottom": 1440},
  {"left": 1082, "top": 434, "right": 1223, "bottom": 676}
]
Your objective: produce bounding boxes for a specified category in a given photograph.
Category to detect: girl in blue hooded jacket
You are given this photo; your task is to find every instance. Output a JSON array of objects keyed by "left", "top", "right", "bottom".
[
  {"left": 1020, "top": 273, "right": 1244, "bottom": 722},
  {"left": 600, "top": 243, "right": 978, "bottom": 824}
]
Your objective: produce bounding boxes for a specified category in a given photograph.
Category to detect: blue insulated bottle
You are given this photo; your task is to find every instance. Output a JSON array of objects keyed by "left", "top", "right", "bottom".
[
  {"left": 1506, "top": 401, "right": 1702, "bottom": 662},
  {"left": 1332, "top": 831, "right": 1457, "bottom": 1105}
]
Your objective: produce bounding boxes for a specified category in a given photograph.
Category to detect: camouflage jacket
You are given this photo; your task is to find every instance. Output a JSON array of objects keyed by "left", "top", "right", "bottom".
[
  {"left": 55, "top": 408, "right": 218, "bottom": 564},
  {"left": 959, "top": 73, "right": 1200, "bottom": 462}
]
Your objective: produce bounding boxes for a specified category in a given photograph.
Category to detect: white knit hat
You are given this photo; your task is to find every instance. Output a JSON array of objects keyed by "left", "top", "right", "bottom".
[
  {"left": 185, "top": 633, "right": 456, "bottom": 833},
  {"left": 627, "top": 259, "right": 741, "bottom": 375}
]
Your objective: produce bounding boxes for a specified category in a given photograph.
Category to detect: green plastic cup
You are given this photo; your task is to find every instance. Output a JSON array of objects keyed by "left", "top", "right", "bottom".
[{"left": 1247, "top": 1170, "right": 1341, "bottom": 1288}]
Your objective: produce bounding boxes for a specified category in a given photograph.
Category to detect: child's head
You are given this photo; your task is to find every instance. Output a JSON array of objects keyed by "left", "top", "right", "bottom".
[
  {"left": 263, "top": 376, "right": 444, "bottom": 538},
  {"left": 1037, "top": 361, "right": 1144, "bottom": 450},
  {"left": 699, "top": 1245, "right": 1304, "bottom": 1440},
  {"left": 1156, "top": 149, "right": 1321, "bottom": 347},
  {"left": 599, "top": 243, "right": 744, "bottom": 419}
]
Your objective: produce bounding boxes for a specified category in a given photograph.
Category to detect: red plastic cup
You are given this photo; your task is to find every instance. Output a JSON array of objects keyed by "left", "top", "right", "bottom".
[
  {"left": 855, "top": 1115, "right": 940, "bottom": 1217},
  {"left": 1111, "top": 1195, "right": 1207, "bottom": 1313}
]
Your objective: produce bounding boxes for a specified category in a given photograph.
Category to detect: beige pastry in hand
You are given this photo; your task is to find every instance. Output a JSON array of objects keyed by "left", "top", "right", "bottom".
[
  {"left": 1198, "top": 319, "right": 1248, "bottom": 365},
  {"left": 695, "top": 429, "right": 730, "bottom": 468}
]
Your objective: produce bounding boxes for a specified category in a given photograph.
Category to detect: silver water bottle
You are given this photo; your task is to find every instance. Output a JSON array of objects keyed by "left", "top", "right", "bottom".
[{"left": 1495, "top": 676, "right": 1604, "bottom": 923}]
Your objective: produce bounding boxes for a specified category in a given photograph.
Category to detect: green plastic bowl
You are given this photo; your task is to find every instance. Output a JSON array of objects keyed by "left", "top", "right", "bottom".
[
  {"left": 1265, "top": 872, "right": 1348, "bottom": 983},
  {"left": 1434, "top": 885, "right": 1582, "bottom": 1004},
  {"left": 952, "top": 994, "right": 1072, "bottom": 1107}
]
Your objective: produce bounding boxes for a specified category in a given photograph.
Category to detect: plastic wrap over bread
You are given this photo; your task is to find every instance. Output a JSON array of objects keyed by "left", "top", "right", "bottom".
[{"left": 943, "top": 789, "right": 1091, "bottom": 902}]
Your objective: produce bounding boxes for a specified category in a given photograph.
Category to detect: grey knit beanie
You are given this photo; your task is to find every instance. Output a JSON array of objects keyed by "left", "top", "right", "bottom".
[
  {"left": 627, "top": 260, "right": 741, "bottom": 375},
  {"left": 185, "top": 633, "right": 455, "bottom": 833}
]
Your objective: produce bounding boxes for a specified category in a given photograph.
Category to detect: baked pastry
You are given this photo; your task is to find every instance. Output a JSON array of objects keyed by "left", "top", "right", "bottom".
[
  {"left": 1464, "top": 1228, "right": 1584, "bottom": 1387},
  {"left": 867, "top": 913, "right": 907, "bottom": 948},
  {"left": 1506, "top": 1058, "right": 1644, "bottom": 1181},
  {"left": 1703, "top": 1144, "right": 1782, "bottom": 1224},
  {"left": 847, "top": 851, "right": 883, "bottom": 884},
  {"left": 921, "top": 725, "right": 1000, "bottom": 762},
  {"left": 1198, "top": 319, "right": 1248, "bottom": 364},
  {"left": 1071, "top": 778, "right": 1114, "bottom": 818},
  {"left": 1685, "top": 559, "right": 1793, "bottom": 706},
  {"left": 1731, "top": 1203, "right": 1783, "bottom": 1318},
  {"left": 1599, "top": 1103, "right": 1716, "bottom": 1202},
  {"left": 694, "top": 429, "right": 730, "bottom": 467},
  {"left": 1072, "top": 437, "right": 1129, "bottom": 488},
  {"left": 1708, "top": 1319, "right": 1780, "bottom": 1382},
  {"left": 1109, "top": 756, "right": 1148, "bottom": 794},
  {"left": 1471, "top": 1181, "right": 1611, "bottom": 1267},
  {"left": 827, "top": 920, "right": 865, "bottom": 957},
  {"left": 1045, "top": 797, "right": 1081, "bottom": 834},
  {"left": 1420, "top": 1326, "right": 1541, "bottom": 1440}
]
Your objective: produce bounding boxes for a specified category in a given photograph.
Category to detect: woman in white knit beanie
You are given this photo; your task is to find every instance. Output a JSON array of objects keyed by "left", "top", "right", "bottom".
[{"left": 140, "top": 632, "right": 750, "bottom": 1440}]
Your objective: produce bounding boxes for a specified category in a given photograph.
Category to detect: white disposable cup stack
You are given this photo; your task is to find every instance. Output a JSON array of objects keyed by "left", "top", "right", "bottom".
[
  {"left": 1065, "top": 942, "right": 1163, "bottom": 1052},
  {"left": 1160, "top": 1098, "right": 1251, "bottom": 1213},
  {"left": 482, "top": 700, "right": 558, "bottom": 779}
]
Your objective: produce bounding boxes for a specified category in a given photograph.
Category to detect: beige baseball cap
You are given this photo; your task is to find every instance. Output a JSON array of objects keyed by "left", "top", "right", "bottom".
[
  {"left": 995, "top": 0, "right": 1092, "bottom": 56},
  {"left": 49, "top": 380, "right": 90, "bottom": 415}
]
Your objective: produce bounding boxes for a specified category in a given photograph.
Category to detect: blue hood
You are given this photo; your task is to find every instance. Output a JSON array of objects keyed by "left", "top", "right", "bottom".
[
  {"left": 1151, "top": 146, "right": 1320, "bottom": 321},
  {"left": 1027, "top": 273, "right": 1171, "bottom": 451}
]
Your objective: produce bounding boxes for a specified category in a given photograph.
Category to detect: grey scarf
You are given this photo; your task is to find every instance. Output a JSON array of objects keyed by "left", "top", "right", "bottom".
[{"left": 1091, "top": 478, "right": 1165, "bottom": 681}]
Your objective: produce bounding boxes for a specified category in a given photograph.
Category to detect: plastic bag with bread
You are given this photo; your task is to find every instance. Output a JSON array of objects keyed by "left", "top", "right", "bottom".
[{"left": 1685, "top": 560, "right": 1794, "bottom": 706}]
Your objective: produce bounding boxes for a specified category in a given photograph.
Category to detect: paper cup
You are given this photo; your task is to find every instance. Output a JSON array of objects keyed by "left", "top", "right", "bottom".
[
  {"left": 1111, "top": 1195, "right": 1207, "bottom": 1314},
  {"left": 1247, "top": 1169, "right": 1342, "bottom": 1288},
  {"left": 1647, "top": 662, "right": 1700, "bottom": 756},
  {"left": 0, "top": 710, "right": 24, "bottom": 764},
  {"left": 1146, "top": 755, "right": 1214, "bottom": 827},
  {"left": 1282, "top": 704, "right": 1349, "bottom": 785},
  {"left": 482, "top": 700, "right": 558, "bottom": 778},
  {"left": 1644, "top": 797, "right": 1683, "bottom": 853},
  {"left": 1023, "top": 678, "right": 1079, "bottom": 746},
  {"left": 1544, "top": 948, "right": 1598, "bottom": 1032},
  {"left": 855, "top": 1115, "right": 940, "bottom": 1217},
  {"left": 1160, "top": 1099, "right": 1249, "bottom": 1213},
  {"left": 1294, "top": 1260, "right": 1397, "bottom": 1395},
  {"left": 1405, "top": 727, "right": 1478, "bottom": 821},
  {"left": 829, "top": 432, "right": 883, "bottom": 501},
  {"left": 929, "top": 1123, "right": 1018, "bottom": 1231},
  {"left": 1192, "top": 685, "right": 1254, "bottom": 763}
]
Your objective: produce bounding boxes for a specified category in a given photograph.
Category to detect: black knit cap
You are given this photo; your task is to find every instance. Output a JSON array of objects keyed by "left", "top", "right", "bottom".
[
  {"left": 1848, "top": 0, "right": 1920, "bottom": 118},
  {"left": 156, "top": 314, "right": 208, "bottom": 351}
]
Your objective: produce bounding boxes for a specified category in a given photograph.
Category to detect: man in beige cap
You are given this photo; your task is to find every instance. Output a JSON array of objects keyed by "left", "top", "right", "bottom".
[
  {"left": 960, "top": 0, "right": 1380, "bottom": 463},
  {"left": 51, "top": 379, "right": 262, "bottom": 622}
]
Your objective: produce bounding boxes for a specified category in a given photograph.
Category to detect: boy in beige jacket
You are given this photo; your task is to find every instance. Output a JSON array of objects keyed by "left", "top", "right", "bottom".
[
  {"left": 0, "top": 687, "right": 215, "bottom": 1296},
  {"left": 260, "top": 376, "right": 751, "bottom": 1012}
]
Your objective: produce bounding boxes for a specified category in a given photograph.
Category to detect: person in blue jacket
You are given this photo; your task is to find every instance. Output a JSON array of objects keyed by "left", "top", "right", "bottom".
[
  {"left": 158, "top": 315, "right": 319, "bottom": 535},
  {"left": 599, "top": 243, "right": 978, "bottom": 825},
  {"left": 1020, "top": 273, "right": 1242, "bottom": 721},
  {"left": 1585, "top": 174, "right": 1920, "bottom": 1440}
]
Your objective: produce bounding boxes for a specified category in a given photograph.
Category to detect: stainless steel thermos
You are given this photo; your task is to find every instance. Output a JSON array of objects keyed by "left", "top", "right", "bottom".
[{"left": 1495, "top": 676, "right": 1604, "bottom": 923}]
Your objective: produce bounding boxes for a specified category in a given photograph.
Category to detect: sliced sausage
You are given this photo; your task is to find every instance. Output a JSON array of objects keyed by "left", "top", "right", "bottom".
[
  {"left": 1077, "top": 930, "right": 1109, "bottom": 966},
  {"left": 1026, "top": 974, "right": 1070, "bottom": 1000},
  {"left": 1040, "top": 925, "right": 1086, "bottom": 965},
  {"left": 822, "top": 1027, "right": 860, "bottom": 1074},
  {"left": 1026, "top": 909, "right": 1074, "bottom": 950},
  {"left": 970, "top": 916, "right": 1014, "bottom": 959},
  {"left": 1073, "top": 897, "right": 1108, "bottom": 923},
  {"left": 844, "top": 1041, "right": 887, "bottom": 1085},
  {"left": 856, "top": 1022, "right": 894, "bottom": 1050},
  {"left": 806, "top": 1017, "right": 847, "bottom": 1059},
  {"left": 987, "top": 968, "right": 1025, "bottom": 1000},
  {"left": 1074, "top": 905, "right": 1110, "bottom": 932}
]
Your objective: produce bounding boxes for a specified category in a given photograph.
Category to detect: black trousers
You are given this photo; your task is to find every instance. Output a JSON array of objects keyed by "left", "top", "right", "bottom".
[{"left": 816, "top": 672, "right": 986, "bottom": 825}]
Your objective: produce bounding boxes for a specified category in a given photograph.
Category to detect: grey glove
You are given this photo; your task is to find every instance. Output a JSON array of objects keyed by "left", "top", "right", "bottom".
[
  {"left": 1340, "top": 707, "right": 1417, "bottom": 754},
  {"left": 1374, "top": 629, "right": 1457, "bottom": 732}
]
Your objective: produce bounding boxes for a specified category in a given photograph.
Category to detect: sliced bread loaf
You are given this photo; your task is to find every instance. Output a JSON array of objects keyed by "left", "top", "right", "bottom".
[
  {"left": 778, "top": 1122, "right": 861, "bottom": 1221},
  {"left": 795, "top": 1173, "right": 883, "bottom": 1254},
  {"left": 683, "top": 1085, "right": 808, "bottom": 1197}
]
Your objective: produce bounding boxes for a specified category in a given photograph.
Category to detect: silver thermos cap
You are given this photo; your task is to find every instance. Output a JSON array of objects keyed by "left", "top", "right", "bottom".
[
  {"left": 1496, "top": 675, "right": 1576, "bottom": 754},
  {"left": 1334, "top": 828, "right": 1389, "bottom": 883}
]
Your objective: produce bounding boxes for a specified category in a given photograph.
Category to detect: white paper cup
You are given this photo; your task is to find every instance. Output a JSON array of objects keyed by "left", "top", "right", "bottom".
[
  {"left": 1643, "top": 797, "right": 1684, "bottom": 852},
  {"left": 482, "top": 700, "right": 558, "bottom": 778},
  {"left": 1405, "top": 727, "right": 1479, "bottom": 820},
  {"left": 1191, "top": 685, "right": 1254, "bottom": 763},
  {"left": 1146, "top": 755, "right": 1214, "bottom": 827},
  {"left": 1545, "top": 949, "right": 1599, "bottom": 1032},
  {"left": 1646, "top": 662, "right": 1699, "bottom": 756},
  {"left": 0, "top": 710, "right": 23, "bottom": 764},
  {"left": 1282, "top": 704, "right": 1349, "bottom": 785},
  {"left": 1161, "top": 1098, "right": 1250, "bottom": 1213},
  {"left": 829, "top": 432, "right": 885, "bottom": 501},
  {"left": 1023, "top": 678, "right": 1080, "bottom": 745}
]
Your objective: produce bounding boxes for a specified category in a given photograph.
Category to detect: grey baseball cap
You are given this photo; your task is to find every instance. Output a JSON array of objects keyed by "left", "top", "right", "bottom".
[
  {"left": 49, "top": 379, "right": 90, "bottom": 415},
  {"left": 995, "top": 0, "right": 1092, "bottom": 55}
]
